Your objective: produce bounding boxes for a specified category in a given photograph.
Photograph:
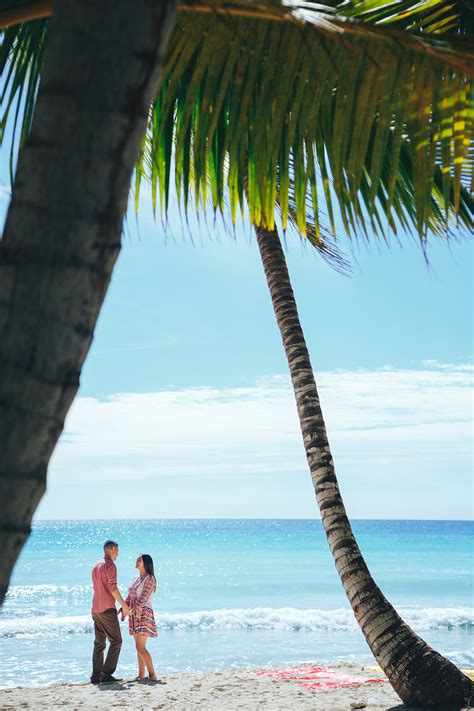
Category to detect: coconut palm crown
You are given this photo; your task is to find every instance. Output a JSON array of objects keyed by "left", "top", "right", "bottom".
[{"left": 0, "top": 0, "right": 473, "bottom": 245}]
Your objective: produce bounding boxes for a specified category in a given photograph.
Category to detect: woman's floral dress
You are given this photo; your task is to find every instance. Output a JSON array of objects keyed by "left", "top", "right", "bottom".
[{"left": 125, "top": 574, "right": 157, "bottom": 637}]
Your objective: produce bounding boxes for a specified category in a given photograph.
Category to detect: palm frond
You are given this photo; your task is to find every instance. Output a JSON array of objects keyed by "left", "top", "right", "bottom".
[
  {"left": 347, "top": 0, "right": 474, "bottom": 35},
  {"left": 0, "top": 0, "right": 50, "bottom": 29},
  {"left": 285, "top": 191, "right": 353, "bottom": 274},
  {"left": 1, "top": 0, "right": 473, "bottom": 242},
  {"left": 142, "top": 8, "right": 472, "bottom": 241},
  {"left": 0, "top": 16, "right": 47, "bottom": 179}
]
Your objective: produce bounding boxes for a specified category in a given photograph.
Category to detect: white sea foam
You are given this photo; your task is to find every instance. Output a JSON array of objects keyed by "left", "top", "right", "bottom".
[
  {"left": 0, "top": 614, "right": 93, "bottom": 638},
  {"left": 0, "top": 606, "right": 472, "bottom": 639},
  {"left": 5, "top": 584, "right": 92, "bottom": 600}
]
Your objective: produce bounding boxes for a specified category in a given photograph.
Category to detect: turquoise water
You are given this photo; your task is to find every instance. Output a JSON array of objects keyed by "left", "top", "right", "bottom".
[{"left": 0, "top": 519, "right": 472, "bottom": 687}]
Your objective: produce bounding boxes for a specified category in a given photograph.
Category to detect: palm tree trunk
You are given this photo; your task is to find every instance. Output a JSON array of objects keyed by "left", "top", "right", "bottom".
[
  {"left": 0, "top": 0, "right": 175, "bottom": 603},
  {"left": 255, "top": 224, "right": 473, "bottom": 708}
]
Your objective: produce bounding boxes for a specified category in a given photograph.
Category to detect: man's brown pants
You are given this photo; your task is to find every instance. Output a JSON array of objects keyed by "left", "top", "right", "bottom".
[{"left": 91, "top": 608, "right": 122, "bottom": 680}]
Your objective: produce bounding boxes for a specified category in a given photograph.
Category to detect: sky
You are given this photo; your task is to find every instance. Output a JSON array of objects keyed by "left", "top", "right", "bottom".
[{"left": 0, "top": 154, "right": 472, "bottom": 521}]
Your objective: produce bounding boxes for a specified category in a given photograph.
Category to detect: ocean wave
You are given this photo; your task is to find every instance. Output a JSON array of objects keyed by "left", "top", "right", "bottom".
[
  {"left": 158, "top": 607, "right": 474, "bottom": 633},
  {"left": 402, "top": 608, "right": 474, "bottom": 632},
  {"left": 0, "top": 607, "right": 472, "bottom": 639},
  {"left": 0, "top": 614, "right": 93, "bottom": 638},
  {"left": 5, "top": 584, "right": 92, "bottom": 601}
]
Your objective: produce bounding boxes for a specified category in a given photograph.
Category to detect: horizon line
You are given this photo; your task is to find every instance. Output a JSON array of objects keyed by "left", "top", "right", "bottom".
[{"left": 32, "top": 517, "right": 473, "bottom": 523}]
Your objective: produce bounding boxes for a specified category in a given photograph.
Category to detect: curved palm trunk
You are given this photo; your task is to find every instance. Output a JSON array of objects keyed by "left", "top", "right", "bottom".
[
  {"left": 0, "top": 0, "right": 176, "bottom": 602},
  {"left": 255, "top": 225, "right": 472, "bottom": 708}
]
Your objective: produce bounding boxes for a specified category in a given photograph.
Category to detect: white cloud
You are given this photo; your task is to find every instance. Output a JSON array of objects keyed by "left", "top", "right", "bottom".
[{"left": 49, "top": 363, "right": 472, "bottom": 493}]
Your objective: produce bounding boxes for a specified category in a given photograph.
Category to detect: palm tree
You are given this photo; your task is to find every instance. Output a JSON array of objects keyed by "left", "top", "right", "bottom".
[
  {"left": 140, "top": 6, "right": 473, "bottom": 705},
  {"left": 0, "top": 0, "right": 473, "bottom": 705},
  {"left": 0, "top": 0, "right": 177, "bottom": 600},
  {"left": 253, "top": 223, "right": 473, "bottom": 707}
]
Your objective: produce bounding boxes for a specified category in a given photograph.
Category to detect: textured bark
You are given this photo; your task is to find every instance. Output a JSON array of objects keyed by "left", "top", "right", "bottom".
[
  {"left": 255, "top": 225, "right": 473, "bottom": 708},
  {"left": 0, "top": 0, "right": 176, "bottom": 602}
]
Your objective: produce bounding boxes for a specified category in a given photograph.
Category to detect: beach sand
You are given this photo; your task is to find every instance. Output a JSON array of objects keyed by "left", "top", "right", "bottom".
[{"left": 0, "top": 662, "right": 437, "bottom": 710}]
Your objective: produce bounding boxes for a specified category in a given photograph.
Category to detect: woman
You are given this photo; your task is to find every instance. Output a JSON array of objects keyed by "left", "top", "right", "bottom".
[{"left": 123, "top": 554, "right": 158, "bottom": 681}]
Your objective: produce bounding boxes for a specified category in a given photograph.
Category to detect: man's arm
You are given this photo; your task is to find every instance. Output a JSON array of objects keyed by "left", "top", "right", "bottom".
[
  {"left": 111, "top": 588, "right": 129, "bottom": 614},
  {"left": 106, "top": 564, "right": 129, "bottom": 615}
]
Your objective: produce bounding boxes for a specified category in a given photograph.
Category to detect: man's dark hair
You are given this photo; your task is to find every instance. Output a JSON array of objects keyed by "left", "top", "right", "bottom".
[{"left": 103, "top": 540, "right": 118, "bottom": 551}]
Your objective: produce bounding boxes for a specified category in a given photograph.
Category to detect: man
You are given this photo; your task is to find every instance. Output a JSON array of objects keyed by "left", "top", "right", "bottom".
[{"left": 91, "top": 540, "right": 130, "bottom": 684}]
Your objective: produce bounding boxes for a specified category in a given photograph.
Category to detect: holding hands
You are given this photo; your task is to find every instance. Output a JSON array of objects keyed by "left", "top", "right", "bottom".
[{"left": 118, "top": 602, "right": 132, "bottom": 621}]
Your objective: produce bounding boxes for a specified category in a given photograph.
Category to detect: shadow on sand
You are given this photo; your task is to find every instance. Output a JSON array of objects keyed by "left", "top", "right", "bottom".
[{"left": 97, "top": 678, "right": 167, "bottom": 693}]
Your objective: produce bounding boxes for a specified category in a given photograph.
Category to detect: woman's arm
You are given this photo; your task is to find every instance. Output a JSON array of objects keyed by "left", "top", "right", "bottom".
[{"left": 133, "top": 576, "right": 155, "bottom": 614}]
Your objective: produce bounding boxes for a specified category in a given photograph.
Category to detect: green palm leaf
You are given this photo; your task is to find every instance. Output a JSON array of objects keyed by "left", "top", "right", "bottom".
[
  {"left": 0, "top": 15, "right": 47, "bottom": 179},
  {"left": 1, "top": 0, "right": 473, "bottom": 241},
  {"left": 143, "top": 7, "right": 472, "bottom": 239}
]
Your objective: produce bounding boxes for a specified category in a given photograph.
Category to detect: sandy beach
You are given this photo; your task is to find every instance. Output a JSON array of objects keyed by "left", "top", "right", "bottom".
[{"left": 0, "top": 662, "right": 426, "bottom": 710}]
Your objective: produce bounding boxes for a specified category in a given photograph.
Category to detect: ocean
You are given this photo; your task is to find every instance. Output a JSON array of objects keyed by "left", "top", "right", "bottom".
[{"left": 0, "top": 519, "right": 472, "bottom": 688}]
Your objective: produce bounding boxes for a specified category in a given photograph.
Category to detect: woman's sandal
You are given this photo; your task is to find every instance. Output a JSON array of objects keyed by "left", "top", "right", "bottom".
[
  {"left": 148, "top": 674, "right": 158, "bottom": 682},
  {"left": 131, "top": 676, "right": 146, "bottom": 682}
]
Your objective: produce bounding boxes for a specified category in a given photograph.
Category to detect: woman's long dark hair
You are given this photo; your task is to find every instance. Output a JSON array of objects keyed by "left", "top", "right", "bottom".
[{"left": 141, "top": 554, "right": 156, "bottom": 590}]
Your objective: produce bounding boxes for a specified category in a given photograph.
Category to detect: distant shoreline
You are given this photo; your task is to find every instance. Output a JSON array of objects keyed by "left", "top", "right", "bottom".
[{"left": 31, "top": 517, "right": 473, "bottom": 522}]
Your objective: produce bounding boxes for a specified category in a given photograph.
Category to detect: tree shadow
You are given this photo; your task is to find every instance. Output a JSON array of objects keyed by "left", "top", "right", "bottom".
[
  {"left": 97, "top": 682, "right": 130, "bottom": 692},
  {"left": 141, "top": 679, "right": 167, "bottom": 685},
  {"left": 96, "top": 679, "right": 167, "bottom": 692}
]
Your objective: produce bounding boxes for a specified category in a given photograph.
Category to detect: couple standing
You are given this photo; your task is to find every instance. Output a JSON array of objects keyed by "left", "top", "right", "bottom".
[{"left": 90, "top": 540, "right": 158, "bottom": 683}]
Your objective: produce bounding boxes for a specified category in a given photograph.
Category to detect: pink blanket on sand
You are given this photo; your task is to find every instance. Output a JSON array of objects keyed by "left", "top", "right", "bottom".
[{"left": 257, "top": 665, "right": 387, "bottom": 690}]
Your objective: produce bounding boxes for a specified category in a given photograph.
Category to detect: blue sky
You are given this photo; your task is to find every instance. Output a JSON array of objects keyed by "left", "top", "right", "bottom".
[{"left": 0, "top": 155, "right": 472, "bottom": 520}]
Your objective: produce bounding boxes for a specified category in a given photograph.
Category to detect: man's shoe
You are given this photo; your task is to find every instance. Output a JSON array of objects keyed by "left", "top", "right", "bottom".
[
  {"left": 90, "top": 677, "right": 101, "bottom": 685},
  {"left": 100, "top": 674, "right": 123, "bottom": 683}
]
